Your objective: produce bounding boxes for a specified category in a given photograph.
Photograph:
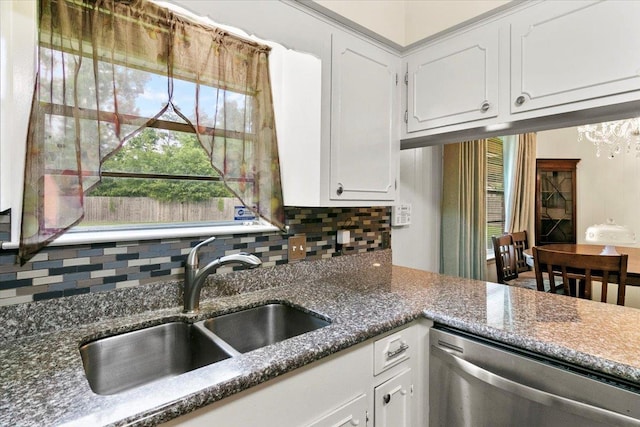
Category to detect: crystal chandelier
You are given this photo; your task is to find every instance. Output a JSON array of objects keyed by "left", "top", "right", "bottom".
[{"left": 577, "top": 117, "right": 640, "bottom": 158}]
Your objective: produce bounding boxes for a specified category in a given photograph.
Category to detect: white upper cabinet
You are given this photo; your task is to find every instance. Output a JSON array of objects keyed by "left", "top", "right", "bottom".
[
  {"left": 406, "top": 25, "right": 499, "bottom": 132},
  {"left": 330, "top": 31, "right": 400, "bottom": 202},
  {"left": 401, "top": 0, "right": 640, "bottom": 145},
  {"left": 174, "top": 1, "right": 400, "bottom": 207},
  {"left": 277, "top": 30, "right": 400, "bottom": 206},
  {"left": 510, "top": 0, "right": 640, "bottom": 114}
]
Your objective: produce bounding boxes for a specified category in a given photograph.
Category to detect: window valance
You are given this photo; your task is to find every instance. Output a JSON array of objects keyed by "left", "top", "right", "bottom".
[{"left": 19, "top": 0, "right": 285, "bottom": 263}]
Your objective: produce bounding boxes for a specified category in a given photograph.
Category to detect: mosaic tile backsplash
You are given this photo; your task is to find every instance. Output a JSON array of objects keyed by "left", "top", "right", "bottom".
[{"left": 0, "top": 207, "right": 391, "bottom": 306}]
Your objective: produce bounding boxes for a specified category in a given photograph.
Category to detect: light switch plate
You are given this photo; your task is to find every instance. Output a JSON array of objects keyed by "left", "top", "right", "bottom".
[
  {"left": 392, "top": 204, "right": 411, "bottom": 226},
  {"left": 288, "top": 235, "right": 307, "bottom": 261}
]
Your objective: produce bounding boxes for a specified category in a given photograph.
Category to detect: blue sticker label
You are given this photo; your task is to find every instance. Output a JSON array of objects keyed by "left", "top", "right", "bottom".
[{"left": 234, "top": 206, "right": 256, "bottom": 221}]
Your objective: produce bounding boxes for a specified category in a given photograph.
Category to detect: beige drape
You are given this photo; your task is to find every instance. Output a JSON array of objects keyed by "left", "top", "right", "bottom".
[
  {"left": 440, "top": 140, "right": 487, "bottom": 280},
  {"left": 506, "top": 133, "right": 537, "bottom": 245},
  {"left": 19, "top": 0, "right": 285, "bottom": 263}
]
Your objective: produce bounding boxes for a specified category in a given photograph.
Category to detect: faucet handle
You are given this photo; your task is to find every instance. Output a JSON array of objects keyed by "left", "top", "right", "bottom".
[
  {"left": 218, "top": 252, "right": 262, "bottom": 268},
  {"left": 186, "top": 236, "right": 217, "bottom": 267}
]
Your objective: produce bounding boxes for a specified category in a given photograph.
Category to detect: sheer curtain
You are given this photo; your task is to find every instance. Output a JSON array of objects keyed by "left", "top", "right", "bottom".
[
  {"left": 19, "top": 0, "right": 285, "bottom": 263},
  {"left": 504, "top": 133, "right": 537, "bottom": 244},
  {"left": 440, "top": 140, "right": 487, "bottom": 280}
]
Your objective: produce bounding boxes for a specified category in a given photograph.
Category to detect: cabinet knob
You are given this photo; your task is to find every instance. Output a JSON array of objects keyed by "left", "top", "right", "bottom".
[
  {"left": 383, "top": 393, "right": 391, "bottom": 404},
  {"left": 515, "top": 95, "right": 526, "bottom": 106},
  {"left": 336, "top": 185, "right": 344, "bottom": 196},
  {"left": 480, "top": 102, "right": 490, "bottom": 113}
]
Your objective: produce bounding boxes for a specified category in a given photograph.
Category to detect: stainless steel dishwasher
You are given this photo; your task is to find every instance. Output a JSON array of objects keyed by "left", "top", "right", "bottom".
[{"left": 430, "top": 326, "right": 640, "bottom": 427}]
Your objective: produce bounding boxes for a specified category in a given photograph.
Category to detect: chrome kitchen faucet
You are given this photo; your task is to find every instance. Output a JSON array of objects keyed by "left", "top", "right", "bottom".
[{"left": 183, "top": 236, "right": 262, "bottom": 313}]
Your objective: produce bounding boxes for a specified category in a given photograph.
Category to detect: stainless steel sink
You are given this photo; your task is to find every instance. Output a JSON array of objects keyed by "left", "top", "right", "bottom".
[
  {"left": 80, "top": 303, "right": 331, "bottom": 395},
  {"left": 80, "top": 321, "right": 233, "bottom": 395},
  {"left": 203, "top": 303, "right": 330, "bottom": 353}
]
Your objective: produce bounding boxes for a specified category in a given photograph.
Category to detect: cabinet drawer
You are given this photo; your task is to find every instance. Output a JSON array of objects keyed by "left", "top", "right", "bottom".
[{"left": 373, "top": 326, "right": 416, "bottom": 375}]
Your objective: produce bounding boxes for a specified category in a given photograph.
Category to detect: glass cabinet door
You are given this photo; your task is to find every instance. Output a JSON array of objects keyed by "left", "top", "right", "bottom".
[{"left": 535, "top": 159, "right": 580, "bottom": 245}]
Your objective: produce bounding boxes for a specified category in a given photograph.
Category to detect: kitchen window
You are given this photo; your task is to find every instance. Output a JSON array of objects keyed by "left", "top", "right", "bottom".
[
  {"left": 486, "top": 137, "right": 505, "bottom": 256},
  {"left": 12, "top": 0, "right": 285, "bottom": 263}
]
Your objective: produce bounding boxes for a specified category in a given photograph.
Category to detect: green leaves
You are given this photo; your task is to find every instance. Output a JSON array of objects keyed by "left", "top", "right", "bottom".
[{"left": 90, "top": 129, "right": 233, "bottom": 202}]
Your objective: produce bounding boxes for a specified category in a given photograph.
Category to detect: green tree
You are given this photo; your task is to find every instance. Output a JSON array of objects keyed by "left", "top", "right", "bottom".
[{"left": 89, "top": 129, "right": 233, "bottom": 202}]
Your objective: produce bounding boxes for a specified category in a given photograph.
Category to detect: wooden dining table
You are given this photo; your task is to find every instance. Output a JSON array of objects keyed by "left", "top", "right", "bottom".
[{"left": 523, "top": 243, "right": 640, "bottom": 286}]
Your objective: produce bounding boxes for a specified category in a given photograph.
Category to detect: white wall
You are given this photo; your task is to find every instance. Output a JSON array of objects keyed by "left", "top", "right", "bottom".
[
  {"left": 314, "top": 0, "right": 406, "bottom": 45},
  {"left": 391, "top": 146, "right": 442, "bottom": 272},
  {"left": 314, "top": 0, "right": 510, "bottom": 46},
  {"left": 404, "top": 1, "right": 510, "bottom": 45},
  {"left": 537, "top": 126, "right": 640, "bottom": 246}
]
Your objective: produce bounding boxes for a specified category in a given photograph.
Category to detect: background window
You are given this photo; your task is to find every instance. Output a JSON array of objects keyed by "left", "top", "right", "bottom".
[{"left": 486, "top": 137, "right": 505, "bottom": 253}]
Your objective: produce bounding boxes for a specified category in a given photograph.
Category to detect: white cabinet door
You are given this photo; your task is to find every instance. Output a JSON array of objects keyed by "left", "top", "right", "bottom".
[
  {"left": 162, "top": 340, "right": 373, "bottom": 427},
  {"left": 511, "top": 0, "right": 640, "bottom": 114},
  {"left": 406, "top": 25, "right": 499, "bottom": 132},
  {"left": 374, "top": 368, "right": 413, "bottom": 427},
  {"left": 330, "top": 31, "right": 399, "bottom": 202},
  {"left": 307, "top": 393, "right": 368, "bottom": 427}
]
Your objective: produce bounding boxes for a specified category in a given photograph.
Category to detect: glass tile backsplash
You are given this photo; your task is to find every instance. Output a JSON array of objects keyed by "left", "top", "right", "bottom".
[{"left": 0, "top": 207, "right": 390, "bottom": 306}]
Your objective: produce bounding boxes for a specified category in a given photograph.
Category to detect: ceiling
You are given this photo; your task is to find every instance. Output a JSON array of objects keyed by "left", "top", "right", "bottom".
[{"left": 312, "top": 0, "right": 511, "bottom": 46}]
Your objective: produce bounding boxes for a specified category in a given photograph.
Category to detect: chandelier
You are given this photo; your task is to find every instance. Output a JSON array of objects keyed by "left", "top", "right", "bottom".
[{"left": 577, "top": 117, "right": 640, "bottom": 158}]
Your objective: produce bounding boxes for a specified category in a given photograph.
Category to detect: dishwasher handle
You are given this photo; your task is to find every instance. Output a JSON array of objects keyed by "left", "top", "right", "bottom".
[{"left": 432, "top": 345, "right": 640, "bottom": 427}]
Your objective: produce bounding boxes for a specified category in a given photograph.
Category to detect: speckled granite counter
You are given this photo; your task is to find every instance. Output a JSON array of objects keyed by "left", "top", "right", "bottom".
[{"left": 2, "top": 250, "right": 640, "bottom": 426}]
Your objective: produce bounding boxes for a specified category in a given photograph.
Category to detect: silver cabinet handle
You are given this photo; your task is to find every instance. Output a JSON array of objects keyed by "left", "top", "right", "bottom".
[
  {"left": 432, "top": 345, "right": 639, "bottom": 426},
  {"left": 336, "top": 184, "right": 343, "bottom": 196},
  {"left": 480, "top": 102, "right": 490, "bottom": 112},
  {"left": 515, "top": 95, "right": 526, "bottom": 106},
  {"left": 387, "top": 342, "right": 409, "bottom": 358}
]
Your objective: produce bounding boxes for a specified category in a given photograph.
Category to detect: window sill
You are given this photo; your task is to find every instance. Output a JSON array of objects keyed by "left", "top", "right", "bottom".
[{"left": 1, "top": 222, "right": 280, "bottom": 250}]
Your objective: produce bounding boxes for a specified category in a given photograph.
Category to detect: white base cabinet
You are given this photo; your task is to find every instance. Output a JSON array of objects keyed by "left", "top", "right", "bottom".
[
  {"left": 308, "top": 393, "right": 368, "bottom": 427},
  {"left": 372, "top": 322, "right": 422, "bottom": 427},
  {"left": 374, "top": 369, "right": 413, "bottom": 427},
  {"left": 162, "top": 320, "right": 431, "bottom": 427},
  {"left": 162, "top": 338, "right": 373, "bottom": 427}
]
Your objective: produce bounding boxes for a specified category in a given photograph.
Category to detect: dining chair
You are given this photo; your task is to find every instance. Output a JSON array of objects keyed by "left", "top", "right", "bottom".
[
  {"left": 511, "top": 230, "right": 531, "bottom": 273},
  {"left": 532, "top": 246, "right": 628, "bottom": 305},
  {"left": 492, "top": 235, "right": 537, "bottom": 289}
]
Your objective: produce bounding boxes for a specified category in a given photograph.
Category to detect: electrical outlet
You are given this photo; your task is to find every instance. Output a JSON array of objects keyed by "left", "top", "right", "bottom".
[{"left": 288, "top": 235, "right": 307, "bottom": 261}]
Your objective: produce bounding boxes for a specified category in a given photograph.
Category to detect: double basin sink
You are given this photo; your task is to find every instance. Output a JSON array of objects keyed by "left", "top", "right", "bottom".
[{"left": 80, "top": 303, "right": 331, "bottom": 395}]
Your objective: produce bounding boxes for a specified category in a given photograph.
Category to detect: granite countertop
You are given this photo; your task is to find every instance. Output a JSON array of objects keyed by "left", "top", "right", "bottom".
[{"left": 2, "top": 250, "right": 640, "bottom": 426}]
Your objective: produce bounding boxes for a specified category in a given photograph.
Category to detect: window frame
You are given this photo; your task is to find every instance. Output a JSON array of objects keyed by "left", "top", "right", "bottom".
[{"left": 0, "top": 0, "right": 281, "bottom": 252}]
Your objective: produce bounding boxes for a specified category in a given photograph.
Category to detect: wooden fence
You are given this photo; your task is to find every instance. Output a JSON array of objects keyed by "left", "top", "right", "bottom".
[{"left": 83, "top": 197, "right": 238, "bottom": 224}]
